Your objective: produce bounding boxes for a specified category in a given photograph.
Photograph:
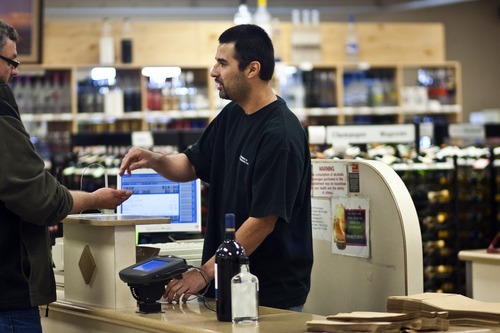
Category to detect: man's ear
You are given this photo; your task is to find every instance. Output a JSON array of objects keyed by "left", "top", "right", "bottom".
[{"left": 246, "top": 61, "right": 261, "bottom": 79}]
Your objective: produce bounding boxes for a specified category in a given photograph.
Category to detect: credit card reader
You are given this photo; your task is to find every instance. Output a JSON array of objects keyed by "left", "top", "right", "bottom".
[{"left": 119, "top": 255, "right": 189, "bottom": 313}]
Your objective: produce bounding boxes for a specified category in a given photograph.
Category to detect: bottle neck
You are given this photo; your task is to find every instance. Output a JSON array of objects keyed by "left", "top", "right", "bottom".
[
  {"left": 225, "top": 227, "right": 235, "bottom": 240},
  {"left": 224, "top": 213, "right": 236, "bottom": 240},
  {"left": 240, "top": 263, "right": 250, "bottom": 273}
]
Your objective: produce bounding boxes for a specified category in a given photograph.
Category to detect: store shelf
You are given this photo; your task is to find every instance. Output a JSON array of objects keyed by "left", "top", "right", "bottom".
[{"left": 21, "top": 113, "right": 74, "bottom": 122}]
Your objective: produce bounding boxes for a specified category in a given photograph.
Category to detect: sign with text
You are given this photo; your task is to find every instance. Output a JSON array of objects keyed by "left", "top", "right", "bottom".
[
  {"left": 311, "top": 197, "right": 331, "bottom": 241},
  {"left": 132, "top": 131, "right": 154, "bottom": 148},
  {"left": 448, "top": 123, "right": 486, "bottom": 140},
  {"left": 331, "top": 196, "right": 370, "bottom": 258},
  {"left": 311, "top": 160, "right": 348, "bottom": 197},
  {"left": 325, "top": 124, "right": 415, "bottom": 144}
]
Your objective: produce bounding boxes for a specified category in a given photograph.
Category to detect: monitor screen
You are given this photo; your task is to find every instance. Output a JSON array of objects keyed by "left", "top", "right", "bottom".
[{"left": 117, "top": 169, "right": 201, "bottom": 234}]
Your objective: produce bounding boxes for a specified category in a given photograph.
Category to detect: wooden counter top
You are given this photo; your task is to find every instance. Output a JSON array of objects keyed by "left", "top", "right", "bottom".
[
  {"left": 63, "top": 214, "right": 170, "bottom": 226},
  {"left": 43, "top": 292, "right": 500, "bottom": 333},
  {"left": 43, "top": 289, "right": 324, "bottom": 333}
]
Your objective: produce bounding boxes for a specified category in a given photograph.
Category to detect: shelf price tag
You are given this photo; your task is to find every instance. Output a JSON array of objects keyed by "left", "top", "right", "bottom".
[{"left": 132, "top": 131, "right": 154, "bottom": 148}]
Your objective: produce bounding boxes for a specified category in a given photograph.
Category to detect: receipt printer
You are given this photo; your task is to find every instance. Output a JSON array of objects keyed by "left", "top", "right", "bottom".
[{"left": 119, "top": 255, "right": 189, "bottom": 313}]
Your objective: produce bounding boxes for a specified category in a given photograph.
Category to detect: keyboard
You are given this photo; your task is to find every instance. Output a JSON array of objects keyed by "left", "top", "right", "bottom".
[{"left": 146, "top": 239, "right": 204, "bottom": 267}]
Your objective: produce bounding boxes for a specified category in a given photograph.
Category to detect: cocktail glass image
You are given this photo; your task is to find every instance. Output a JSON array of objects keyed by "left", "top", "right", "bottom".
[{"left": 333, "top": 203, "right": 346, "bottom": 250}]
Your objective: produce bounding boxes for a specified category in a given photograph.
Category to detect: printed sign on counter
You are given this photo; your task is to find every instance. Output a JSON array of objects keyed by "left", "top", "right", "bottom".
[
  {"left": 331, "top": 196, "right": 370, "bottom": 258},
  {"left": 311, "top": 198, "right": 331, "bottom": 241},
  {"left": 311, "top": 160, "right": 348, "bottom": 197}
]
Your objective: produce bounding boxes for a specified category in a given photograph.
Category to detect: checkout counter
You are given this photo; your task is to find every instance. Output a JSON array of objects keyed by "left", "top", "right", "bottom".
[
  {"left": 43, "top": 161, "right": 500, "bottom": 333},
  {"left": 41, "top": 290, "right": 324, "bottom": 333},
  {"left": 458, "top": 248, "right": 500, "bottom": 302}
]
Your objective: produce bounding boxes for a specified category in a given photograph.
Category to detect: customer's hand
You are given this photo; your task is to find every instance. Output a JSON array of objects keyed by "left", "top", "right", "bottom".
[{"left": 93, "top": 187, "right": 132, "bottom": 209}]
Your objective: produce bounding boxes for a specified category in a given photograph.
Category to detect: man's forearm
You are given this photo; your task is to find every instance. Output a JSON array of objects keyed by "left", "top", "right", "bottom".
[{"left": 68, "top": 190, "right": 98, "bottom": 214}]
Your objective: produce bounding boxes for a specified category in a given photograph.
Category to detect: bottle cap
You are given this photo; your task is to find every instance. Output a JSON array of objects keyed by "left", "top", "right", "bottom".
[
  {"left": 239, "top": 255, "right": 250, "bottom": 265},
  {"left": 225, "top": 213, "right": 235, "bottom": 229}
]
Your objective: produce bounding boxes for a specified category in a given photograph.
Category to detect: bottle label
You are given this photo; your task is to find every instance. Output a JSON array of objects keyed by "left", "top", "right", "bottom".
[
  {"left": 231, "top": 283, "right": 258, "bottom": 319},
  {"left": 346, "top": 43, "right": 358, "bottom": 55}
]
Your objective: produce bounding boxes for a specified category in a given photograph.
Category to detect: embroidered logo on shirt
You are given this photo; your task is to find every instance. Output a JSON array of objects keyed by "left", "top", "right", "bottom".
[{"left": 239, "top": 155, "right": 249, "bottom": 165}]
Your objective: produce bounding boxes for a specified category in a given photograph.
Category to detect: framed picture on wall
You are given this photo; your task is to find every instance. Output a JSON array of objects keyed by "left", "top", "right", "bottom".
[{"left": 0, "top": 0, "right": 43, "bottom": 63}]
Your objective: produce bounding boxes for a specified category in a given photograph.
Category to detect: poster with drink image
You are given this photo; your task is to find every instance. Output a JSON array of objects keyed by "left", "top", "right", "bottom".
[{"left": 331, "top": 196, "right": 370, "bottom": 258}]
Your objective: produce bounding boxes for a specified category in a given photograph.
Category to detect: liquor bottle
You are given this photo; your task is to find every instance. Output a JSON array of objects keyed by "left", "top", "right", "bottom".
[
  {"left": 253, "top": 0, "right": 272, "bottom": 38},
  {"left": 233, "top": 0, "right": 253, "bottom": 25},
  {"left": 231, "top": 255, "right": 259, "bottom": 324},
  {"left": 99, "top": 17, "right": 115, "bottom": 65},
  {"left": 215, "top": 213, "right": 245, "bottom": 322},
  {"left": 345, "top": 15, "right": 359, "bottom": 63}
]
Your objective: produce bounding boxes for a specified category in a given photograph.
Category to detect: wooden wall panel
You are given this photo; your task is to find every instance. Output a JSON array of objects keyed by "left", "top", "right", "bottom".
[{"left": 42, "top": 21, "right": 444, "bottom": 66}]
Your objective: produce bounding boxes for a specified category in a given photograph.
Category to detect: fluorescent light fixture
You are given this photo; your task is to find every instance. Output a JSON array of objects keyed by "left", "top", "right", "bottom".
[
  {"left": 142, "top": 66, "right": 182, "bottom": 84},
  {"left": 91, "top": 67, "right": 116, "bottom": 81}
]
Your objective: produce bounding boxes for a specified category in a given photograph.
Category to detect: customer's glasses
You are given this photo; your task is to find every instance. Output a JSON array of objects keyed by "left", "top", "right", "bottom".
[{"left": 0, "top": 54, "right": 20, "bottom": 69}]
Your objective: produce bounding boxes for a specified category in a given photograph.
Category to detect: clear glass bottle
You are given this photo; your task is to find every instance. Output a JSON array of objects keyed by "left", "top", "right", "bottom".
[
  {"left": 345, "top": 15, "right": 359, "bottom": 63},
  {"left": 215, "top": 213, "right": 245, "bottom": 322},
  {"left": 100, "top": 17, "right": 115, "bottom": 65},
  {"left": 231, "top": 255, "right": 259, "bottom": 324},
  {"left": 253, "top": 0, "right": 272, "bottom": 38},
  {"left": 233, "top": 0, "right": 253, "bottom": 25}
]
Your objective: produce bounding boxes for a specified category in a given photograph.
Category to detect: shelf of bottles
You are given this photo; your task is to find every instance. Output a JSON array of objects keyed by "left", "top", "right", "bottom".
[
  {"left": 391, "top": 145, "right": 498, "bottom": 294},
  {"left": 74, "top": 66, "right": 215, "bottom": 132},
  {"left": 144, "top": 67, "right": 211, "bottom": 131},
  {"left": 401, "top": 64, "right": 461, "bottom": 124},
  {"left": 76, "top": 67, "right": 143, "bottom": 132},
  {"left": 277, "top": 65, "right": 339, "bottom": 125},
  {"left": 277, "top": 62, "right": 461, "bottom": 126},
  {"left": 341, "top": 67, "right": 399, "bottom": 124},
  {"left": 10, "top": 68, "right": 73, "bottom": 169},
  {"left": 395, "top": 162, "right": 457, "bottom": 293},
  {"left": 12, "top": 69, "right": 73, "bottom": 120}
]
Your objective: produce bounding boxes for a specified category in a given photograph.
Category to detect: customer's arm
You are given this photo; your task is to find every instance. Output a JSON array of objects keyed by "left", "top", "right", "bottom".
[{"left": 69, "top": 188, "right": 132, "bottom": 214}]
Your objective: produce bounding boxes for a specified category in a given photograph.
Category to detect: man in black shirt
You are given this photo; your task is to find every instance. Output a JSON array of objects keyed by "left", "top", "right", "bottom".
[{"left": 119, "top": 24, "right": 312, "bottom": 311}]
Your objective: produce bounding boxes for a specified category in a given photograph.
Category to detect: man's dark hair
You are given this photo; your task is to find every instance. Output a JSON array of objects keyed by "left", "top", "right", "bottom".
[
  {"left": 0, "top": 19, "right": 18, "bottom": 51},
  {"left": 218, "top": 24, "right": 275, "bottom": 81}
]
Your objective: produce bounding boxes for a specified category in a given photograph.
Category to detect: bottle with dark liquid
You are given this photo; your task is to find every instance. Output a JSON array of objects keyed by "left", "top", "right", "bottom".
[{"left": 215, "top": 213, "right": 245, "bottom": 322}]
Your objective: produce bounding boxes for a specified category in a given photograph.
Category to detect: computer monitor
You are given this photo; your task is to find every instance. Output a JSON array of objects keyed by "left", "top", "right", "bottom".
[{"left": 117, "top": 169, "right": 202, "bottom": 235}]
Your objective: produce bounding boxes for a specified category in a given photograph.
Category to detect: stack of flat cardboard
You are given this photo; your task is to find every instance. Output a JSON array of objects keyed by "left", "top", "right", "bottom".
[
  {"left": 306, "top": 310, "right": 448, "bottom": 333},
  {"left": 387, "top": 293, "right": 500, "bottom": 327}
]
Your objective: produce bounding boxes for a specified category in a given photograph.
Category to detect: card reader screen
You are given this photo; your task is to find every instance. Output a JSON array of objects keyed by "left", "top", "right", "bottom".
[{"left": 133, "top": 259, "right": 169, "bottom": 272}]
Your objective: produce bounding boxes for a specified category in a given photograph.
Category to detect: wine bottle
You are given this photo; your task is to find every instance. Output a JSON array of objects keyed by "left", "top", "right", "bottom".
[
  {"left": 231, "top": 255, "right": 259, "bottom": 324},
  {"left": 215, "top": 213, "right": 245, "bottom": 322},
  {"left": 120, "top": 17, "right": 133, "bottom": 64}
]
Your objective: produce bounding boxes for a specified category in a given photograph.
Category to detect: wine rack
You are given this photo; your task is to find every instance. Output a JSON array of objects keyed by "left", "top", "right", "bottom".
[{"left": 395, "top": 164, "right": 458, "bottom": 293}]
